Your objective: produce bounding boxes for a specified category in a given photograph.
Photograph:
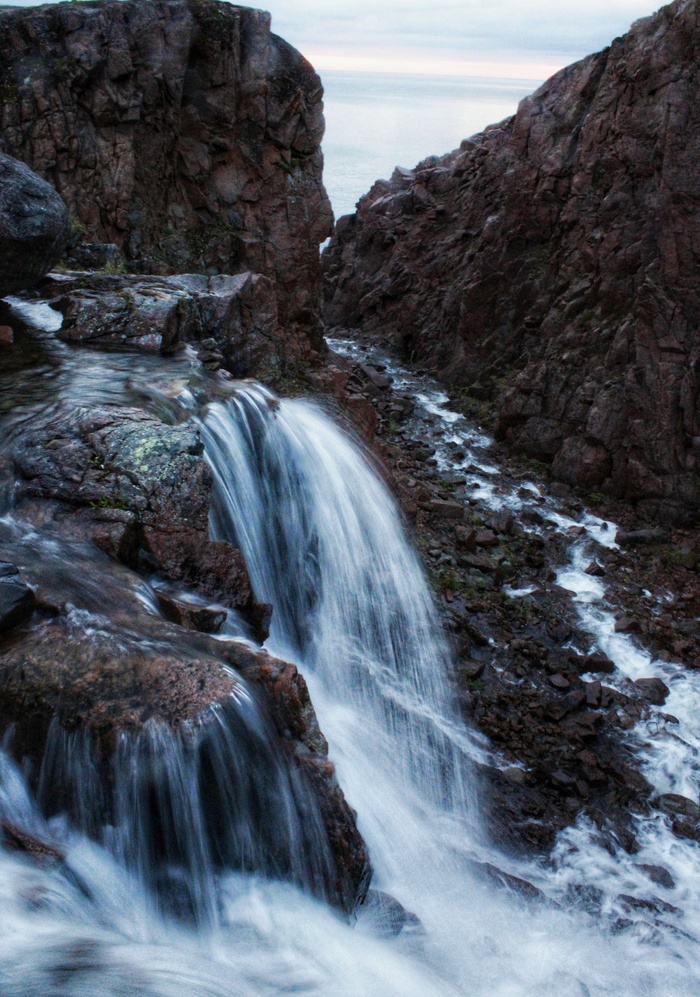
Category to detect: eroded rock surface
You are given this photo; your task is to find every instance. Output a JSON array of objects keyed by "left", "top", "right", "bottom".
[
  {"left": 0, "top": 152, "right": 70, "bottom": 297},
  {"left": 324, "top": 0, "right": 700, "bottom": 524},
  {"left": 0, "top": 0, "right": 332, "bottom": 355}
]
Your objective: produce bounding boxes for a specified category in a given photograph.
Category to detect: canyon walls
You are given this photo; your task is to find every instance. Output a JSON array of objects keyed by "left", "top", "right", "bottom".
[{"left": 324, "top": 0, "right": 700, "bottom": 523}]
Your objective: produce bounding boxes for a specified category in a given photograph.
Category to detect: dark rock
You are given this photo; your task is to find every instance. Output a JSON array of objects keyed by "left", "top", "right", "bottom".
[
  {"left": 614, "top": 616, "right": 640, "bottom": 634},
  {"left": 156, "top": 592, "right": 226, "bottom": 635},
  {"left": 44, "top": 271, "right": 282, "bottom": 376},
  {"left": 473, "top": 861, "right": 545, "bottom": 902},
  {"left": 0, "top": 324, "right": 13, "bottom": 345},
  {"left": 428, "top": 499, "right": 465, "bottom": 520},
  {"left": 355, "top": 889, "right": 422, "bottom": 938},
  {"left": 635, "top": 864, "right": 676, "bottom": 890},
  {"left": 616, "top": 529, "right": 668, "bottom": 546},
  {"left": 584, "top": 561, "right": 606, "bottom": 577},
  {"left": 617, "top": 894, "right": 680, "bottom": 916},
  {"left": 655, "top": 794, "right": 700, "bottom": 821},
  {"left": 324, "top": 0, "right": 700, "bottom": 522},
  {"left": 0, "top": 153, "right": 70, "bottom": 298},
  {"left": 548, "top": 673, "right": 570, "bottom": 690},
  {"left": 0, "top": 563, "right": 36, "bottom": 633},
  {"left": 633, "top": 677, "right": 670, "bottom": 706},
  {"left": 475, "top": 529, "right": 499, "bottom": 547},
  {"left": 0, "top": 0, "right": 332, "bottom": 354}
]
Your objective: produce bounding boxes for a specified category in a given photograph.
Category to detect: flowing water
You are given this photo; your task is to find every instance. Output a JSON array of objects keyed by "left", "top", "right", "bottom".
[{"left": 0, "top": 305, "right": 699, "bottom": 992}]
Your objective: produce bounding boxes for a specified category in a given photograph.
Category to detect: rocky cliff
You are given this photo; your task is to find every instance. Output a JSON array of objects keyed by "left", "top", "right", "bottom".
[
  {"left": 0, "top": 0, "right": 332, "bottom": 358},
  {"left": 324, "top": 0, "right": 700, "bottom": 524}
]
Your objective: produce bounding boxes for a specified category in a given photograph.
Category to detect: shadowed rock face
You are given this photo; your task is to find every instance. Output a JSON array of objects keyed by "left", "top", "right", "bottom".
[
  {"left": 324, "top": 0, "right": 700, "bottom": 524},
  {"left": 0, "top": 153, "right": 70, "bottom": 297},
  {"left": 0, "top": 0, "right": 332, "bottom": 355}
]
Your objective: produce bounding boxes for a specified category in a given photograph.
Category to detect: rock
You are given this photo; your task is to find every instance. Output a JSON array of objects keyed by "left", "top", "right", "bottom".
[
  {"left": 655, "top": 794, "right": 700, "bottom": 821},
  {"left": 635, "top": 864, "right": 676, "bottom": 890},
  {"left": 324, "top": 0, "right": 700, "bottom": 523},
  {"left": 617, "top": 894, "right": 680, "bottom": 916},
  {"left": 42, "top": 271, "right": 282, "bottom": 376},
  {"left": 0, "top": 0, "right": 332, "bottom": 354},
  {"left": 355, "top": 889, "right": 422, "bottom": 938},
  {"left": 428, "top": 499, "right": 465, "bottom": 520},
  {"left": 571, "top": 651, "right": 616, "bottom": 675},
  {"left": 0, "top": 562, "right": 36, "bottom": 633},
  {"left": 0, "top": 324, "right": 13, "bottom": 345},
  {"left": 584, "top": 561, "right": 606, "bottom": 577},
  {"left": 614, "top": 616, "right": 640, "bottom": 634},
  {"left": 0, "top": 153, "right": 70, "bottom": 298},
  {"left": 156, "top": 592, "right": 226, "bottom": 635},
  {"left": 473, "top": 861, "right": 545, "bottom": 902},
  {"left": 548, "top": 673, "right": 570, "bottom": 690},
  {"left": 633, "top": 677, "right": 670, "bottom": 705},
  {"left": 475, "top": 529, "right": 499, "bottom": 547},
  {"left": 616, "top": 529, "right": 668, "bottom": 546}
]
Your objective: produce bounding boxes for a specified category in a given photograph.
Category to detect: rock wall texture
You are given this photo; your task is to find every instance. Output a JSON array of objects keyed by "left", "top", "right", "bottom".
[
  {"left": 0, "top": 0, "right": 332, "bottom": 354},
  {"left": 324, "top": 0, "right": 700, "bottom": 524},
  {"left": 0, "top": 152, "right": 70, "bottom": 297}
]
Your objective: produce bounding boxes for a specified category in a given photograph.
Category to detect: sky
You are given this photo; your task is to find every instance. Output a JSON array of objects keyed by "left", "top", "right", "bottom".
[
  {"left": 260, "top": 0, "right": 663, "bottom": 79},
  {"left": 2, "top": 0, "right": 664, "bottom": 78}
]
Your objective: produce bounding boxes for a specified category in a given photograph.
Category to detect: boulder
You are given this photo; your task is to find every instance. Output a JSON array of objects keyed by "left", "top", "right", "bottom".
[
  {"left": 0, "top": 562, "right": 35, "bottom": 633},
  {"left": 0, "top": 153, "right": 70, "bottom": 297}
]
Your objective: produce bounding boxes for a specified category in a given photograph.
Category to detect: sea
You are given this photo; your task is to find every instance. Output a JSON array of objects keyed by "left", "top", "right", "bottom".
[{"left": 320, "top": 71, "right": 542, "bottom": 220}]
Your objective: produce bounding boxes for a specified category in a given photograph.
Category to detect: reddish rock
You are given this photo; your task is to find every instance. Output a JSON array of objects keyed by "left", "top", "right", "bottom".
[
  {"left": 614, "top": 616, "right": 640, "bottom": 634},
  {"left": 633, "top": 676, "right": 670, "bottom": 705},
  {"left": 475, "top": 529, "right": 499, "bottom": 547},
  {"left": 0, "top": 0, "right": 332, "bottom": 354},
  {"left": 324, "top": 0, "right": 700, "bottom": 523},
  {"left": 0, "top": 325, "right": 13, "bottom": 345}
]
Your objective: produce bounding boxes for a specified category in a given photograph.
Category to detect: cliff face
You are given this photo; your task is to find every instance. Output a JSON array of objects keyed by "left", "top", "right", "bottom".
[
  {"left": 0, "top": 0, "right": 332, "bottom": 353},
  {"left": 324, "top": 0, "right": 700, "bottom": 523}
]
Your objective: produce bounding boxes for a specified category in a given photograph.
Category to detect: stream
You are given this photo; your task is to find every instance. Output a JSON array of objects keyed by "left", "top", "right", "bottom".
[{"left": 0, "top": 305, "right": 697, "bottom": 993}]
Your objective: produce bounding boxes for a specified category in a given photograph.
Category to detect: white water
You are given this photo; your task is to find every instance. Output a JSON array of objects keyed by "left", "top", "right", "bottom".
[{"left": 1, "top": 369, "right": 700, "bottom": 992}]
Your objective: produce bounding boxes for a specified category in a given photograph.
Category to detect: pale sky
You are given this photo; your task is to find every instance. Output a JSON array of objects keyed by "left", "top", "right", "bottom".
[
  {"left": 262, "top": 0, "right": 663, "bottom": 78},
  {"left": 1, "top": 0, "right": 665, "bottom": 78}
]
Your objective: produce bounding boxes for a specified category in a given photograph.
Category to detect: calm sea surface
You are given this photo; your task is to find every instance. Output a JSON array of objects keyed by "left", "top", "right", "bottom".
[{"left": 320, "top": 71, "right": 541, "bottom": 219}]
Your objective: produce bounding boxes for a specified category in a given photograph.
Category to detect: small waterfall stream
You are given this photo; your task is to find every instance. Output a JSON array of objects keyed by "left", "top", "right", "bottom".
[{"left": 0, "top": 328, "right": 699, "bottom": 992}]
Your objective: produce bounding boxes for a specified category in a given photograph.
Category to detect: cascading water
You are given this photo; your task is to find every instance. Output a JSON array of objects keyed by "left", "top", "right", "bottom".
[
  {"left": 2, "top": 334, "right": 700, "bottom": 992},
  {"left": 200, "top": 385, "right": 481, "bottom": 840}
]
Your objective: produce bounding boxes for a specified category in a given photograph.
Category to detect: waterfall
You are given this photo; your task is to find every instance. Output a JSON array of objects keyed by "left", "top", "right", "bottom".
[{"left": 200, "top": 386, "right": 480, "bottom": 848}]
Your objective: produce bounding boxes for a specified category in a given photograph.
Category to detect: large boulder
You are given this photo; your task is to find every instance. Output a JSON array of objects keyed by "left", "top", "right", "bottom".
[
  {"left": 0, "top": 0, "right": 332, "bottom": 357},
  {"left": 0, "top": 152, "right": 70, "bottom": 297},
  {"left": 324, "top": 0, "right": 700, "bottom": 523}
]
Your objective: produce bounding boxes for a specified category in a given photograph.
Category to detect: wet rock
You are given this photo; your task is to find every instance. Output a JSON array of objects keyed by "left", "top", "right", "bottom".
[
  {"left": 565, "top": 882, "right": 604, "bottom": 914},
  {"left": 156, "top": 592, "right": 226, "bottom": 635},
  {"left": 636, "top": 864, "right": 676, "bottom": 890},
  {"left": 0, "top": 562, "right": 36, "bottom": 633},
  {"left": 45, "top": 271, "right": 282, "bottom": 376},
  {"left": 570, "top": 651, "right": 616, "bottom": 675},
  {"left": 473, "top": 861, "right": 545, "bottom": 902},
  {"left": 0, "top": 153, "right": 70, "bottom": 298},
  {"left": 584, "top": 561, "right": 606, "bottom": 577},
  {"left": 0, "top": 324, "right": 13, "bottom": 345},
  {"left": 633, "top": 677, "right": 669, "bottom": 706},
  {"left": 355, "top": 889, "right": 422, "bottom": 937},
  {"left": 0, "top": 0, "right": 332, "bottom": 353},
  {"left": 1, "top": 819, "right": 65, "bottom": 866},
  {"left": 614, "top": 616, "right": 640, "bottom": 634},
  {"left": 617, "top": 894, "right": 680, "bottom": 916},
  {"left": 655, "top": 794, "right": 700, "bottom": 821}
]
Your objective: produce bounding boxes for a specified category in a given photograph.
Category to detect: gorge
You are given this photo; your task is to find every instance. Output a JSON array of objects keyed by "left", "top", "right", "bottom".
[{"left": 0, "top": 0, "right": 699, "bottom": 993}]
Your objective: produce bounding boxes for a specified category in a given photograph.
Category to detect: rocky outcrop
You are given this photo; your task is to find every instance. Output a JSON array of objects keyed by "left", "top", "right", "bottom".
[
  {"left": 0, "top": 152, "right": 70, "bottom": 297},
  {"left": 43, "top": 270, "right": 280, "bottom": 375},
  {"left": 0, "top": 0, "right": 332, "bottom": 357},
  {"left": 324, "top": 0, "right": 700, "bottom": 524}
]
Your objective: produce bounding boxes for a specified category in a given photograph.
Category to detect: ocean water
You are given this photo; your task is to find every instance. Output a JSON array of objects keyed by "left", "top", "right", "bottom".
[{"left": 320, "top": 71, "right": 541, "bottom": 219}]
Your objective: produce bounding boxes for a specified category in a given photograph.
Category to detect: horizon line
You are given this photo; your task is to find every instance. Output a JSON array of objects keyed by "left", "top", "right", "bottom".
[{"left": 303, "top": 51, "right": 565, "bottom": 82}]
